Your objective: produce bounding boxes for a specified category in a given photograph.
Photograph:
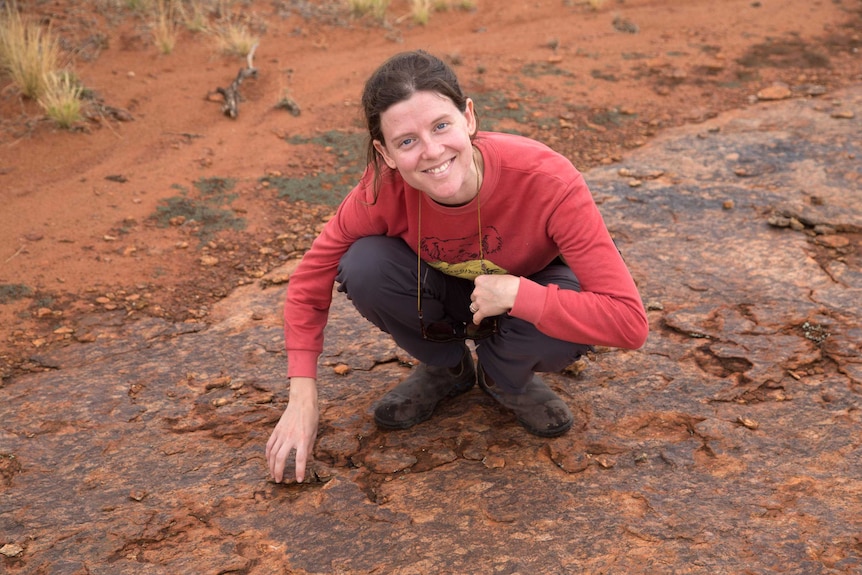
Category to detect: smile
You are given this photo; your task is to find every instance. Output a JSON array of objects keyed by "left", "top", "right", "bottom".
[{"left": 424, "top": 159, "right": 452, "bottom": 175}]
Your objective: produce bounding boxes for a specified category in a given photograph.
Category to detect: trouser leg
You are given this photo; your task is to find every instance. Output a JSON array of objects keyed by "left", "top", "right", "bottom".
[
  {"left": 336, "top": 236, "right": 467, "bottom": 368},
  {"left": 475, "top": 263, "right": 593, "bottom": 393}
]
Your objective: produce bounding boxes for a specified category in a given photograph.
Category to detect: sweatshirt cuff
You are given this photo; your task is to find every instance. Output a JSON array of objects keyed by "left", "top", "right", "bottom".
[
  {"left": 287, "top": 349, "right": 319, "bottom": 379},
  {"left": 510, "top": 277, "right": 547, "bottom": 324}
]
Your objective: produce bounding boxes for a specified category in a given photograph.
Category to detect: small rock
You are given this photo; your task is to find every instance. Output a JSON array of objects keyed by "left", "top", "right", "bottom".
[
  {"left": 736, "top": 416, "right": 759, "bottom": 430},
  {"left": 200, "top": 255, "right": 219, "bottom": 266},
  {"left": 333, "top": 364, "right": 351, "bottom": 375},
  {"left": 723, "top": 200, "right": 735, "bottom": 209},
  {"left": 482, "top": 454, "right": 506, "bottom": 469},
  {"left": 0, "top": 543, "right": 24, "bottom": 557},
  {"left": 815, "top": 235, "right": 850, "bottom": 249},
  {"left": 830, "top": 110, "right": 855, "bottom": 119},
  {"left": 756, "top": 85, "right": 792, "bottom": 101}
]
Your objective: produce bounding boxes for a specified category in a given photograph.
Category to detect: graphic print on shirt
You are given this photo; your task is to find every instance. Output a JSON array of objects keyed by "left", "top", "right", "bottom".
[{"left": 420, "top": 226, "right": 507, "bottom": 280}]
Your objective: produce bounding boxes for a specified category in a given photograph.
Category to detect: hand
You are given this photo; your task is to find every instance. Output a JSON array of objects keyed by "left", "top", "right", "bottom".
[
  {"left": 470, "top": 274, "right": 519, "bottom": 324},
  {"left": 265, "top": 377, "right": 319, "bottom": 483}
]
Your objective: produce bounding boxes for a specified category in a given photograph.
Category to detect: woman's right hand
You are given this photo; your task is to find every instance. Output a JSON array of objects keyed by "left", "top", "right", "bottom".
[{"left": 265, "top": 377, "right": 319, "bottom": 483}]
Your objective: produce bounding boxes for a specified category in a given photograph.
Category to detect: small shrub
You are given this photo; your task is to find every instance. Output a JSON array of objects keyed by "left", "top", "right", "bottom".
[
  {"left": 214, "top": 21, "right": 259, "bottom": 56},
  {"left": 0, "top": 6, "right": 61, "bottom": 100},
  {"left": 348, "top": 0, "right": 389, "bottom": 21},
  {"left": 38, "top": 70, "right": 83, "bottom": 128},
  {"left": 152, "top": 0, "right": 180, "bottom": 54},
  {"left": 179, "top": 0, "right": 213, "bottom": 32},
  {"left": 411, "top": 0, "right": 431, "bottom": 25}
]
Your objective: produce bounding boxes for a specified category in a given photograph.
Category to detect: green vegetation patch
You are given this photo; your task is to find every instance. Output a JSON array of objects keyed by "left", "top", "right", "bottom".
[
  {"left": 520, "top": 62, "right": 573, "bottom": 78},
  {"left": 473, "top": 90, "right": 531, "bottom": 134},
  {"left": 266, "top": 131, "right": 367, "bottom": 206},
  {"left": 737, "top": 38, "right": 830, "bottom": 69},
  {"left": 0, "top": 284, "right": 34, "bottom": 304},
  {"left": 151, "top": 177, "right": 245, "bottom": 241}
]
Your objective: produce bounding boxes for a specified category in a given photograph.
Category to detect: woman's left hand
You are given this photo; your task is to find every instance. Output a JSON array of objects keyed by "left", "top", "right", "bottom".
[{"left": 470, "top": 274, "right": 519, "bottom": 323}]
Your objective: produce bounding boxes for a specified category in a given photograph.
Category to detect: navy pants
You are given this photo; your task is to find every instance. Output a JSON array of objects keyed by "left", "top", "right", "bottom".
[{"left": 336, "top": 236, "right": 591, "bottom": 393}]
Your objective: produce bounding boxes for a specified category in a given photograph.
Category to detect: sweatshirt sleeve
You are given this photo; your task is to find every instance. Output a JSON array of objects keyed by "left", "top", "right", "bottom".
[
  {"left": 509, "top": 172, "right": 648, "bottom": 350},
  {"left": 283, "top": 177, "right": 382, "bottom": 379}
]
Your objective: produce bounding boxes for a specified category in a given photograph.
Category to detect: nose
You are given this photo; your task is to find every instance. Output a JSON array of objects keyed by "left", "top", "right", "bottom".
[{"left": 420, "top": 136, "right": 444, "bottom": 159}]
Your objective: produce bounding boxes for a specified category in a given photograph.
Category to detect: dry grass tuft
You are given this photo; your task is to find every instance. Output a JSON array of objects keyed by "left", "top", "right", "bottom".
[
  {"left": 152, "top": 0, "right": 180, "bottom": 54},
  {"left": 410, "top": 0, "right": 431, "bottom": 25},
  {"left": 213, "top": 20, "right": 259, "bottom": 57},
  {"left": 38, "top": 70, "right": 83, "bottom": 128},
  {"left": 0, "top": 6, "right": 61, "bottom": 100},
  {"left": 348, "top": 0, "right": 390, "bottom": 21}
]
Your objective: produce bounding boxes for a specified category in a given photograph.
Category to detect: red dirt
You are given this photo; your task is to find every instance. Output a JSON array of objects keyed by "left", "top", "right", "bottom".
[{"left": 1, "top": 0, "right": 860, "bottom": 380}]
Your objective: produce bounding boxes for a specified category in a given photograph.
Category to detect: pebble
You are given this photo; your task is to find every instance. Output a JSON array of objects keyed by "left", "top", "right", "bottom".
[
  {"left": 756, "top": 85, "right": 792, "bottom": 101},
  {"left": 482, "top": 454, "right": 506, "bottom": 469},
  {"left": 0, "top": 543, "right": 24, "bottom": 557}
]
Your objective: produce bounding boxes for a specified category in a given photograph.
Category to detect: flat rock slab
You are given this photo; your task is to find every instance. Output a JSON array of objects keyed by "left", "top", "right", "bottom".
[{"left": 2, "top": 88, "right": 861, "bottom": 574}]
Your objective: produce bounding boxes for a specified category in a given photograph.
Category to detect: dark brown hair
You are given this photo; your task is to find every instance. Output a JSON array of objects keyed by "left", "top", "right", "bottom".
[{"left": 361, "top": 50, "right": 477, "bottom": 199}]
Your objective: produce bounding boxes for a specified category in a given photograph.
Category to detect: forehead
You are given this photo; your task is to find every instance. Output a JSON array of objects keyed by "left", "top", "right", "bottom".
[{"left": 380, "top": 91, "right": 460, "bottom": 137}]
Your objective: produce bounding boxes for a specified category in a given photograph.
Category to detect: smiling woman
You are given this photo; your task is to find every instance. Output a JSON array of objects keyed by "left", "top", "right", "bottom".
[{"left": 265, "top": 50, "right": 649, "bottom": 484}]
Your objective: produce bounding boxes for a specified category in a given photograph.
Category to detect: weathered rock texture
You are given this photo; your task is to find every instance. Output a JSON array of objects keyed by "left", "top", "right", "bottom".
[{"left": 2, "top": 87, "right": 861, "bottom": 574}]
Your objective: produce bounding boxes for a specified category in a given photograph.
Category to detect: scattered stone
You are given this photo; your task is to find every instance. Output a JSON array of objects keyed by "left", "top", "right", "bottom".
[
  {"left": 363, "top": 449, "right": 417, "bottom": 474},
  {"left": 830, "top": 110, "right": 855, "bottom": 119},
  {"left": 200, "top": 256, "right": 219, "bottom": 266},
  {"left": 618, "top": 167, "right": 664, "bottom": 179},
  {"left": 736, "top": 416, "right": 759, "bottom": 430},
  {"left": 0, "top": 543, "right": 24, "bottom": 557},
  {"left": 333, "top": 364, "right": 351, "bottom": 375},
  {"left": 723, "top": 200, "right": 735, "bottom": 209},
  {"left": 612, "top": 15, "right": 639, "bottom": 34},
  {"left": 757, "top": 85, "right": 792, "bottom": 101},
  {"left": 482, "top": 454, "right": 506, "bottom": 469},
  {"left": 547, "top": 444, "right": 589, "bottom": 473},
  {"left": 815, "top": 235, "right": 850, "bottom": 249},
  {"left": 128, "top": 490, "right": 147, "bottom": 502}
]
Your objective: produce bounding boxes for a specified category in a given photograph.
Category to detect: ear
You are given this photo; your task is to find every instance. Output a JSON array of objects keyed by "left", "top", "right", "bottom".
[
  {"left": 373, "top": 139, "right": 397, "bottom": 169},
  {"left": 464, "top": 98, "right": 478, "bottom": 137}
]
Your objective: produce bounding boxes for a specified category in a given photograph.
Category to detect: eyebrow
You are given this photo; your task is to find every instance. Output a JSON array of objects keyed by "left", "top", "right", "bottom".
[{"left": 388, "top": 113, "right": 452, "bottom": 144}]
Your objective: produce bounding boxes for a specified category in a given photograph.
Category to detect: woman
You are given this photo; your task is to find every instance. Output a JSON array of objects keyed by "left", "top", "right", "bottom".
[{"left": 266, "top": 50, "right": 648, "bottom": 483}]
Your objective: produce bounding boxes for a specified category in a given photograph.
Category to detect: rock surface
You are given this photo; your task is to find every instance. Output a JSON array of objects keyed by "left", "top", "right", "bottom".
[{"left": 2, "top": 87, "right": 861, "bottom": 574}]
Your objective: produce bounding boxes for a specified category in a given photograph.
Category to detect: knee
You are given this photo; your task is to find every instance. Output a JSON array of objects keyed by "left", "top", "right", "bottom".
[
  {"left": 338, "top": 236, "right": 413, "bottom": 298},
  {"left": 340, "top": 236, "right": 387, "bottom": 282}
]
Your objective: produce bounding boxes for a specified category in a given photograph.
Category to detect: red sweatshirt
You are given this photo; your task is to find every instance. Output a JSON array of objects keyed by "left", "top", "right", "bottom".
[{"left": 284, "top": 131, "right": 648, "bottom": 378}]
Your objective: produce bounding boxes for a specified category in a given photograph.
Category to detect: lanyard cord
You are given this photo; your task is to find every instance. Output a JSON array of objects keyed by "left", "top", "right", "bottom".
[{"left": 416, "top": 148, "right": 484, "bottom": 316}]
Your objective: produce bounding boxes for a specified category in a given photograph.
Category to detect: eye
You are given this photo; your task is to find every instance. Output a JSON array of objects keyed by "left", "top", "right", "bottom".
[
  {"left": 434, "top": 122, "right": 449, "bottom": 131},
  {"left": 399, "top": 137, "right": 415, "bottom": 148}
]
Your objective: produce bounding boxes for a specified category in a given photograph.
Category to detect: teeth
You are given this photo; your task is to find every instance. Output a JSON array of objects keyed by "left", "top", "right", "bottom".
[{"left": 426, "top": 160, "right": 451, "bottom": 174}]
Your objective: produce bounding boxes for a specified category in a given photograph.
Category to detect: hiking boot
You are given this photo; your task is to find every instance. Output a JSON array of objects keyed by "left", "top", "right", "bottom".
[
  {"left": 373, "top": 346, "right": 476, "bottom": 430},
  {"left": 477, "top": 366, "right": 573, "bottom": 437}
]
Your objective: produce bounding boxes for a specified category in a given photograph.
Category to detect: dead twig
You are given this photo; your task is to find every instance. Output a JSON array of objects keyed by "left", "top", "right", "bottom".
[
  {"left": 212, "top": 43, "right": 259, "bottom": 119},
  {"left": 4, "top": 245, "right": 25, "bottom": 264}
]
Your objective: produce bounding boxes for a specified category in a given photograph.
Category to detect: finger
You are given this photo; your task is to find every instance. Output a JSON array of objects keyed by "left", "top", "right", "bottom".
[
  {"left": 294, "top": 443, "right": 309, "bottom": 483},
  {"left": 272, "top": 443, "right": 291, "bottom": 483}
]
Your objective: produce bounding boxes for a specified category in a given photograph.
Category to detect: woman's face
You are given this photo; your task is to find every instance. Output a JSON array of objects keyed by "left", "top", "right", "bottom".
[{"left": 373, "top": 90, "right": 478, "bottom": 206}]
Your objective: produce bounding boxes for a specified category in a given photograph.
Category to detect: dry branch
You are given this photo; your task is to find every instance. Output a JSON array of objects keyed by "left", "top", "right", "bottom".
[{"left": 212, "top": 43, "right": 259, "bottom": 119}]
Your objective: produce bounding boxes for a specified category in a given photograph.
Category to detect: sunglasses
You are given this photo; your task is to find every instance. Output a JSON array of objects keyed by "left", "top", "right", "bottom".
[{"left": 416, "top": 160, "right": 498, "bottom": 343}]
